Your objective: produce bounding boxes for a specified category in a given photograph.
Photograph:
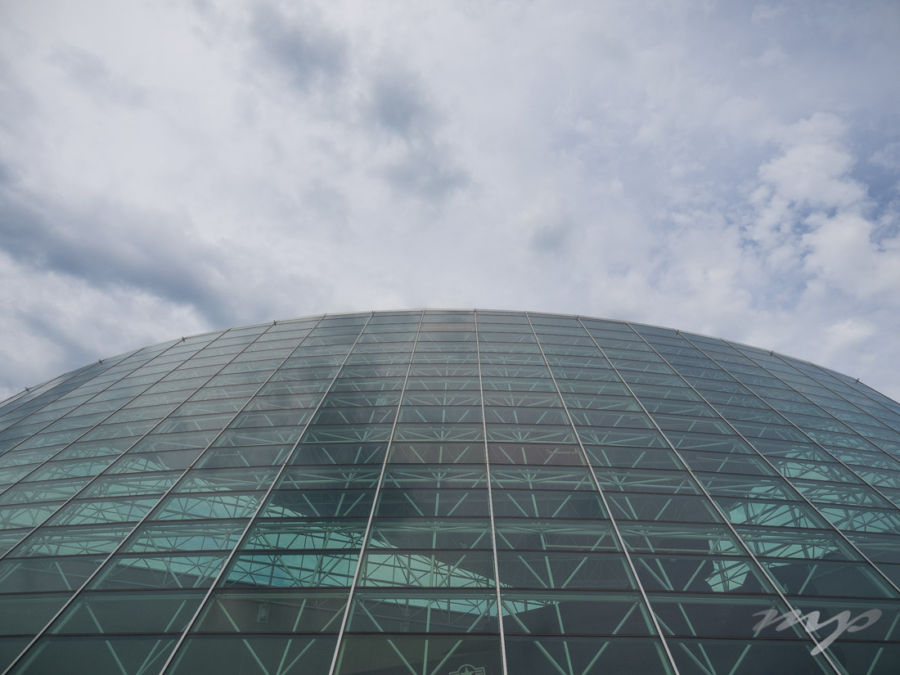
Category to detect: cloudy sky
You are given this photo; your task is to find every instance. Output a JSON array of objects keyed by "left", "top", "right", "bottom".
[{"left": 1, "top": 0, "right": 899, "bottom": 402}]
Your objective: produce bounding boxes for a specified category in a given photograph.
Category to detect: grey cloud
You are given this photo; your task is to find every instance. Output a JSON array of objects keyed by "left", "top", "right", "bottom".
[
  {"left": 530, "top": 219, "right": 573, "bottom": 254},
  {"left": 250, "top": 3, "right": 346, "bottom": 91},
  {"left": 0, "top": 183, "right": 234, "bottom": 326},
  {"left": 870, "top": 142, "right": 900, "bottom": 172},
  {"left": 16, "top": 310, "right": 95, "bottom": 371},
  {"left": 52, "top": 47, "right": 147, "bottom": 107},
  {"left": 0, "top": 58, "right": 36, "bottom": 136},
  {"left": 0, "top": 160, "right": 14, "bottom": 186},
  {"left": 369, "top": 70, "right": 435, "bottom": 139},
  {"left": 365, "top": 65, "right": 468, "bottom": 202},
  {"left": 383, "top": 146, "right": 468, "bottom": 203}
]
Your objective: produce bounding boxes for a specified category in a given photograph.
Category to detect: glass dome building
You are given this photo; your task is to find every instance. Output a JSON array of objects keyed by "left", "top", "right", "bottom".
[{"left": 0, "top": 310, "right": 897, "bottom": 675}]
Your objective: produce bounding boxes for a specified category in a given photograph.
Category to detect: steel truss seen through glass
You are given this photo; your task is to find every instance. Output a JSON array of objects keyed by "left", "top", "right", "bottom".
[{"left": 0, "top": 310, "right": 898, "bottom": 674}]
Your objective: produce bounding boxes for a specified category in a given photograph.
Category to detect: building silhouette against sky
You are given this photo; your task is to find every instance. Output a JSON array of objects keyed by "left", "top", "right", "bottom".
[{"left": 0, "top": 310, "right": 898, "bottom": 674}]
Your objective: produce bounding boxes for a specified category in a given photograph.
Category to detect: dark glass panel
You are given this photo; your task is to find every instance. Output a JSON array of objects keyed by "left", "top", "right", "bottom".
[
  {"left": 402, "top": 404, "right": 481, "bottom": 424},
  {"left": 761, "top": 558, "right": 895, "bottom": 598},
  {"left": 245, "top": 519, "right": 367, "bottom": 551},
  {"left": 484, "top": 407, "right": 569, "bottom": 425},
  {"left": 618, "top": 523, "right": 741, "bottom": 556},
  {"left": 106, "top": 449, "right": 204, "bottom": 474},
  {"left": 89, "top": 553, "right": 228, "bottom": 590},
  {"left": 368, "top": 519, "right": 492, "bottom": 550},
  {"left": 677, "top": 451, "right": 777, "bottom": 476},
  {"left": 488, "top": 443, "right": 584, "bottom": 466},
  {"left": 335, "top": 634, "right": 502, "bottom": 675},
  {"left": 815, "top": 504, "right": 900, "bottom": 533},
  {"left": 605, "top": 493, "right": 722, "bottom": 523},
  {"left": 713, "top": 498, "right": 828, "bottom": 529},
  {"left": 174, "top": 466, "right": 279, "bottom": 492},
  {"left": 497, "top": 551, "right": 632, "bottom": 590},
  {"left": 585, "top": 445, "right": 683, "bottom": 470},
  {"left": 381, "top": 465, "right": 486, "bottom": 489},
  {"left": 694, "top": 473, "right": 797, "bottom": 500},
  {"left": 11, "top": 523, "right": 133, "bottom": 557},
  {"left": 502, "top": 591, "right": 652, "bottom": 636},
  {"left": 0, "top": 530, "right": 29, "bottom": 556},
  {"left": 0, "top": 476, "right": 84, "bottom": 504},
  {"left": 489, "top": 465, "right": 596, "bottom": 491},
  {"left": 394, "top": 423, "right": 484, "bottom": 443},
  {"left": 196, "top": 445, "right": 292, "bottom": 468},
  {"left": 0, "top": 556, "right": 104, "bottom": 593},
  {"left": 389, "top": 442, "right": 484, "bottom": 464},
  {"left": 130, "top": 430, "right": 219, "bottom": 453},
  {"left": 504, "top": 636, "right": 672, "bottom": 675},
  {"left": 262, "top": 489, "right": 374, "bottom": 519},
  {"left": 347, "top": 590, "right": 499, "bottom": 633},
  {"left": 491, "top": 489, "right": 606, "bottom": 519},
  {"left": 666, "top": 637, "right": 835, "bottom": 674},
  {"left": 845, "top": 532, "right": 900, "bottom": 563},
  {"left": 194, "top": 590, "right": 347, "bottom": 633},
  {"left": 10, "top": 636, "right": 178, "bottom": 675},
  {"left": 359, "top": 550, "right": 495, "bottom": 589},
  {"left": 124, "top": 520, "right": 246, "bottom": 553},
  {"left": 375, "top": 488, "right": 489, "bottom": 518},
  {"left": 494, "top": 519, "right": 618, "bottom": 552},
  {"left": 23, "top": 458, "right": 116, "bottom": 482},
  {"left": 593, "top": 468, "right": 699, "bottom": 494},
  {"left": 81, "top": 471, "right": 180, "bottom": 497},
  {"left": 650, "top": 593, "right": 807, "bottom": 638},
  {"left": 734, "top": 526, "right": 856, "bottom": 560},
  {"left": 290, "top": 443, "right": 387, "bottom": 466},
  {"left": 46, "top": 497, "right": 161, "bottom": 526},
  {"left": 574, "top": 427, "right": 667, "bottom": 448},
  {"left": 0, "top": 593, "right": 69, "bottom": 635},
  {"left": 51, "top": 591, "right": 204, "bottom": 634},
  {"left": 634, "top": 554, "right": 770, "bottom": 593}
]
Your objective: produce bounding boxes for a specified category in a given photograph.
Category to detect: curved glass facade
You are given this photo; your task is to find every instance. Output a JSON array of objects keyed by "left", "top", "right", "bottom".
[{"left": 0, "top": 310, "right": 898, "bottom": 675}]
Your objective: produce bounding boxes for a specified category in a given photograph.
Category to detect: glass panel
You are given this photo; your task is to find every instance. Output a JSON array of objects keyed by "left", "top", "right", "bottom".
[
  {"left": 10, "top": 636, "right": 178, "bottom": 675},
  {"left": 89, "top": 554, "right": 228, "bottom": 590},
  {"left": 51, "top": 591, "right": 204, "bottom": 634},
  {"left": 761, "top": 559, "right": 895, "bottom": 598},
  {"left": 347, "top": 590, "right": 499, "bottom": 633},
  {"left": 0, "top": 556, "right": 104, "bottom": 593},
  {"left": 335, "top": 635, "right": 502, "bottom": 675},
  {"left": 360, "top": 551, "right": 495, "bottom": 589},
  {"left": 194, "top": 590, "right": 347, "bottom": 633},
  {"left": 11, "top": 524, "right": 133, "bottom": 557},
  {"left": 666, "top": 637, "right": 834, "bottom": 674},
  {"left": 369, "top": 519, "right": 492, "bottom": 550},
  {"left": 491, "top": 489, "right": 606, "bottom": 519},
  {"left": 504, "top": 636, "right": 672, "bottom": 675},
  {"left": 502, "top": 591, "right": 652, "bottom": 636},
  {"left": 605, "top": 493, "right": 721, "bottom": 523},
  {"left": 0, "top": 593, "right": 70, "bottom": 635},
  {"left": 124, "top": 520, "right": 247, "bottom": 553},
  {"left": 494, "top": 519, "right": 617, "bottom": 552},
  {"left": 497, "top": 552, "right": 632, "bottom": 590},
  {"left": 225, "top": 552, "right": 358, "bottom": 588},
  {"left": 634, "top": 554, "right": 770, "bottom": 593}
]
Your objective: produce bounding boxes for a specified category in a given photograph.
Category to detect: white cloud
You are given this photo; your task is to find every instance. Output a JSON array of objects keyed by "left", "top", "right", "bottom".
[{"left": 0, "top": 0, "right": 899, "bottom": 402}]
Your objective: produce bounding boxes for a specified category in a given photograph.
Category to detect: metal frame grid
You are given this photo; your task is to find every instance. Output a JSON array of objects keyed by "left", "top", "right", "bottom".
[{"left": 0, "top": 310, "right": 897, "bottom": 675}]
